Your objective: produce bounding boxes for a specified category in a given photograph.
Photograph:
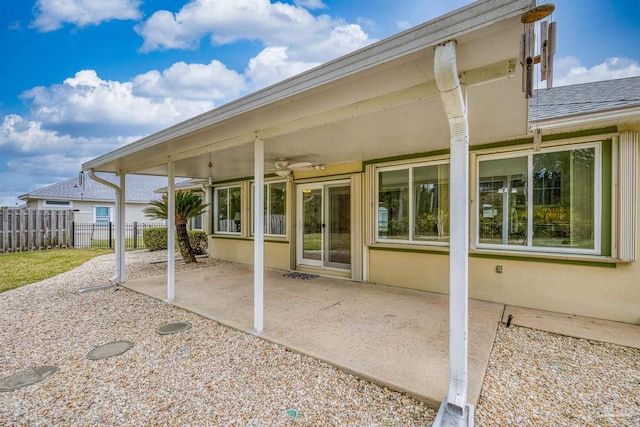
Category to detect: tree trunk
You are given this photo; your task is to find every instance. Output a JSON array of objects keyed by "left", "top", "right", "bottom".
[{"left": 176, "top": 222, "right": 197, "bottom": 264}]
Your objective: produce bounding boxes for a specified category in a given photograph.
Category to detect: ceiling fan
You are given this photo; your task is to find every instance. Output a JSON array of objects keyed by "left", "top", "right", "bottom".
[{"left": 269, "top": 158, "right": 326, "bottom": 177}]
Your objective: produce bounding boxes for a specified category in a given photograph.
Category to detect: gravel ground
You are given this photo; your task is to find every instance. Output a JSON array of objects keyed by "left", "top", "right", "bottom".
[
  {"left": 476, "top": 325, "right": 640, "bottom": 426},
  {"left": 1, "top": 250, "right": 639, "bottom": 426},
  {"left": 0, "top": 251, "right": 434, "bottom": 426}
]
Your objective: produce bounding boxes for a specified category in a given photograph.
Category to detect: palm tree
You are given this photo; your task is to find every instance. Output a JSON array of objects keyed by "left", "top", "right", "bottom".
[{"left": 144, "top": 191, "right": 208, "bottom": 264}]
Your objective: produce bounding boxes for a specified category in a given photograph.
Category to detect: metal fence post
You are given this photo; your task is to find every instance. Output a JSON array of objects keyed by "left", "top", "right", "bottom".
[
  {"left": 109, "top": 221, "right": 113, "bottom": 249},
  {"left": 133, "top": 222, "right": 138, "bottom": 249}
]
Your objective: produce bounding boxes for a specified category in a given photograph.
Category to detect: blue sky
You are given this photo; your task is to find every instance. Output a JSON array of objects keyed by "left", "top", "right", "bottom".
[{"left": 1, "top": 0, "right": 639, "bottom": 207}]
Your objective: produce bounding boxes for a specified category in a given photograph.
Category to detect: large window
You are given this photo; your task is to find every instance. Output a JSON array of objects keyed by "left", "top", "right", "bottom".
[
  {"left": 215, "top": 185, "right": 241, "bottom": 234},
  {"left": 377, "top": 162, "right": 449, "bottom": 244},
  {"left": 477, "top": 143, "right": 600, "bottom": 254},
  {"left": 251, "top": 181, "right": 286, "bottom": 236}
]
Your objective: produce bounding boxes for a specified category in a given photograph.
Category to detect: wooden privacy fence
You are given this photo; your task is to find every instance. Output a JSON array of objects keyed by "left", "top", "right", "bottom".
[{"left": 0, "top": 209, "right": 74, "bottom": 253}]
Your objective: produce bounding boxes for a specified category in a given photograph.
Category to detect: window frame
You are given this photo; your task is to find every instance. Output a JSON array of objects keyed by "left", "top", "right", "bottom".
[
  {"left": 375, "top": 159, "right": 450, "bottom": 246},
  {"left": 213, "top": 184, "right": 242, "bottom": 235},
  {"left": 250, "top": 179, "right": 287, "bottom": 238},
  {"left": 44, "top": 200, "right": 72, "bottom": 207},
  {"left": 475, "top": 141, "right": 602, "bottom": 255},
  {"left": 93, "top": 205, "right": 112, "bottom": 224}
]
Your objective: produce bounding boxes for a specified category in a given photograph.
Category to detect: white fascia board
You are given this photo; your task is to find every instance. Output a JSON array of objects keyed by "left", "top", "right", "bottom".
[
  {"left": 83, "top": 0, "right": 533, "bottom": 172},
  {"left": 535, "top": 106, "right": 640, "bottom": 132}
]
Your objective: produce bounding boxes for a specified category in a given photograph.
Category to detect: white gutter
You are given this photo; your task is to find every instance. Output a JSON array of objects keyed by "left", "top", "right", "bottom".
[
  {"left": 433, "top": 41, "right": 473, "bottom": 426},
  {"left": 88, "top": 169, "right": 125, "bottom": 284}
]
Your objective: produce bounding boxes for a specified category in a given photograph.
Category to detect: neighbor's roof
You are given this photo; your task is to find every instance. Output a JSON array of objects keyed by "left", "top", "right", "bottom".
[
  {"left": 19, "top": 173, "right": 187, "bottom": 203},
  {"left": 530, "top": 76, "right": 640, "bottom": 121}
]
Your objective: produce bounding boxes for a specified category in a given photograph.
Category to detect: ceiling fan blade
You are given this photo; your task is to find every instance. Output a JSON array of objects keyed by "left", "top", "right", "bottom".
[{"left": 287, "top": 161, "right": 314, "bottom": 170}]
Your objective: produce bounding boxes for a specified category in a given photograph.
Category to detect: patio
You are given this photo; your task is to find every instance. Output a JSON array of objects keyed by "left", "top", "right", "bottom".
[{"left": 124, "top": 262, "right": 504, "bottom": 407}]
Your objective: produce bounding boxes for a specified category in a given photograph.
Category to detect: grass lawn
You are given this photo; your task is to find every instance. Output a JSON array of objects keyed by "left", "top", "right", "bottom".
[{"left": 0, "top": 249, "right": 112, "bottom": 293}]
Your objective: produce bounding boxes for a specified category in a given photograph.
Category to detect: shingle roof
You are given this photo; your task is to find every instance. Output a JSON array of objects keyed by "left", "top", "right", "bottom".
[
  {"left": 529, "top": 76, "right": 640, "bottom": 121},
  {"left": 20, "top": 173, "right": 186, "bottom": 203}
]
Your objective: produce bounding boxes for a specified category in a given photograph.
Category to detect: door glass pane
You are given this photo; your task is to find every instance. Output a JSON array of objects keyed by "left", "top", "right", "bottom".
[
  {"left": 302, "top": 188, "right": 322, "bottom": 261},
  {"left": 327, "top": 186, "right": 350, "bottom": 266},
  {"left": 478, "top": 157, "right": 528, "bottom": 245},
  {"left": 378, "top": 169, "right": 409, "bottom": 240},
  {"left": 533, "top": 148, "right": 595, "bottom": 249}
]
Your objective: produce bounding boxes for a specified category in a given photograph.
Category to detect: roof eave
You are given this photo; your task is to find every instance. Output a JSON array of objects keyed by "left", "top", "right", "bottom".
[{"left": 535, "top": 105, "right": 640, "bottom": 132}]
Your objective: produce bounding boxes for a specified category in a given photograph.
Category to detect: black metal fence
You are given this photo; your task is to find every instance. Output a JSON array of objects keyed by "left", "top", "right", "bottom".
[{"left": 72, "top": 222, "right": 165, "bottom": 250}]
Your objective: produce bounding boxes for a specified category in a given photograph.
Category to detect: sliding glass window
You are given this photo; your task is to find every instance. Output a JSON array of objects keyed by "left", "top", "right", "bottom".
[
  {"left": 377, "top": 161, "right": 450, "bottom": 244},
  {"left": 477, "top": 143, "right": 600, "bottom": 254}
]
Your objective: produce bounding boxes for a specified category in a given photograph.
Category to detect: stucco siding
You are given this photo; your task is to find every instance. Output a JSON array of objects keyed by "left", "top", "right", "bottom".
[{"left": 209, "top": 237, "right": 290, "bottom": 271}]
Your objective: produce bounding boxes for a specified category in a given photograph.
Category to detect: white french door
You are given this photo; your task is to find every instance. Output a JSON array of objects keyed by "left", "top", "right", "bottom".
[{"left": 297, "top": 181, "right": 351, "bottom": 270}]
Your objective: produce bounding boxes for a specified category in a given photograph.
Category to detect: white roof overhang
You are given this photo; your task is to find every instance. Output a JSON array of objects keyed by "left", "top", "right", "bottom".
[
  {"left": 83, "top": 0, "right": 534, "bottom": 180},
  {"left": 534, "top": 106, "right": 640, "bottom": 135}
]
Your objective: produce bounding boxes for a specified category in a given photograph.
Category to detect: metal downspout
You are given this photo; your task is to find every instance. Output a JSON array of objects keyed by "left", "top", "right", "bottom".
[
  {"left": 88, "top": 169, "right": 123, "bottom": 284},
  {"left": 433, "top": 40, "right": 473, "bottom": 426}
]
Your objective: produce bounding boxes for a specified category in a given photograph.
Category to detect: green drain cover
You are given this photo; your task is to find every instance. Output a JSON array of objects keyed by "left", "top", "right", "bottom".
[
  {"left": 156, "top": 321, "right": 192, "bottom": 335},
  {"left": 0, "top": 366, "right": 58, "bottom": 392},
  {"left": 87, "top": 341, "right": 134, "bottom": 360}
]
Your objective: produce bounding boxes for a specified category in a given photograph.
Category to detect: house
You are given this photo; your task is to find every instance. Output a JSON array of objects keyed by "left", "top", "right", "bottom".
[
  {"left": 81, "top": 1, "right": 639, "bottom": 421},
  {"left": 19, "top": 172, "right": 182, "bottom": 224}
]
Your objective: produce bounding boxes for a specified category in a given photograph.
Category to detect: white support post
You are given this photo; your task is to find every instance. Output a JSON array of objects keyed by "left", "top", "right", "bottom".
[
  {"left": 433, "top": 41, "right": 473, "bottom": 426},
  {"left": 118, "top": 174, "right": 126, "bottom": 282},
  {"left": 167, "top": 161, "right": 176, "bottom": 301},
  {"left": 254, "top": 138, "right": 265, "bottom": 332}
]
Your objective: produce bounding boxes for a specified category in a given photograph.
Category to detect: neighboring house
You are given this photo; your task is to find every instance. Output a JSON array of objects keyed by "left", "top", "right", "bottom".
[
  {"left": 82, "top": 0, "right": 639, "bottom": 327},
  {"left": 19, "top": 172, "right": 182, "bottom": 224}
]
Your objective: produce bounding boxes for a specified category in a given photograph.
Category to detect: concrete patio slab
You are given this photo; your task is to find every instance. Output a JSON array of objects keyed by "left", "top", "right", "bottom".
[
  {"left": 124, "top": 263, "right": 504, "bottom": 407},
  {"left": 502, "top": 305, "right": 640, "bottom": 349}
]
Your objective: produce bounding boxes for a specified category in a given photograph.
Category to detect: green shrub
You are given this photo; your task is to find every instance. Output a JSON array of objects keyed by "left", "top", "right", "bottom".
[
  {"left": 188, "top": 230, "right": 208, "bottom": 255},
  {"left": 143, "top": 227, "right": 168, "bottom": 251},
  {"left": 143, "top": 227, "right": 208, "bottom": 254}
]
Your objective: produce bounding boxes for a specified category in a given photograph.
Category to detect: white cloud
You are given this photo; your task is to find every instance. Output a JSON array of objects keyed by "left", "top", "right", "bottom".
[
  {"left": 134, "top": 1, "right": 374, "bottom": 92},
  {"left": 1, "top": 114, "right": 79, "bottom": 153},
  {"left": 0, "top": 114, "right": 137, "bottom": 206},
  {"left": 132, "top": 60, "right": 246, "bottom": 101},
  {"left": 1, "top": 114, "right": 134, "bottom": 157},
  {"left": 135, "top": 0, "right": 371, "bottom": 60},
  {"left": 31, "top": 0, "right": 141, "bottom": 32},
  {"left": 553, "top": 57, "right": 640, "bottom": 87},
  {"left": 294, "top": 0, "right": 327, "bottom": 9},
  {"left": 22, "top": 70, "right": 215, "bottom": 137},
  {"left": 397, "top": 20, "right": 411, "bottom": 30},
  {"left": 245, "top": 47, "right": 321, "bottom": 89}
]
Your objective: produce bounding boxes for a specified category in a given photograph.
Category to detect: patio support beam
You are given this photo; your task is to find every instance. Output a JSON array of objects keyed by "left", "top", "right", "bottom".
[
  {"left": 254, "top": 138, "right": 265, "bottom": 332},
  {"left": 87, "top": 169, "right": 124, "bottom": 285},
  {"left": 118, "top": 174, "right": 126, "bottom": 282},
  {"left": 433, "top": 41, "right": 473, "bottom": 426},
  {"left": 167, "top": 161, "right": 176, "bottom": 301}
]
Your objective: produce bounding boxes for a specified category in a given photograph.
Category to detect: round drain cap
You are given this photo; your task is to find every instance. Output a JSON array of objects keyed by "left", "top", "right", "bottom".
[
  {"left": 156, "top": 321, "right": 192, "bottom": 335},
  {"left": 0, "top": 365, "right": 58, "bottom": 392},
  {"left": 87, "top": 341, "right": 134, "bottom": 360}
]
